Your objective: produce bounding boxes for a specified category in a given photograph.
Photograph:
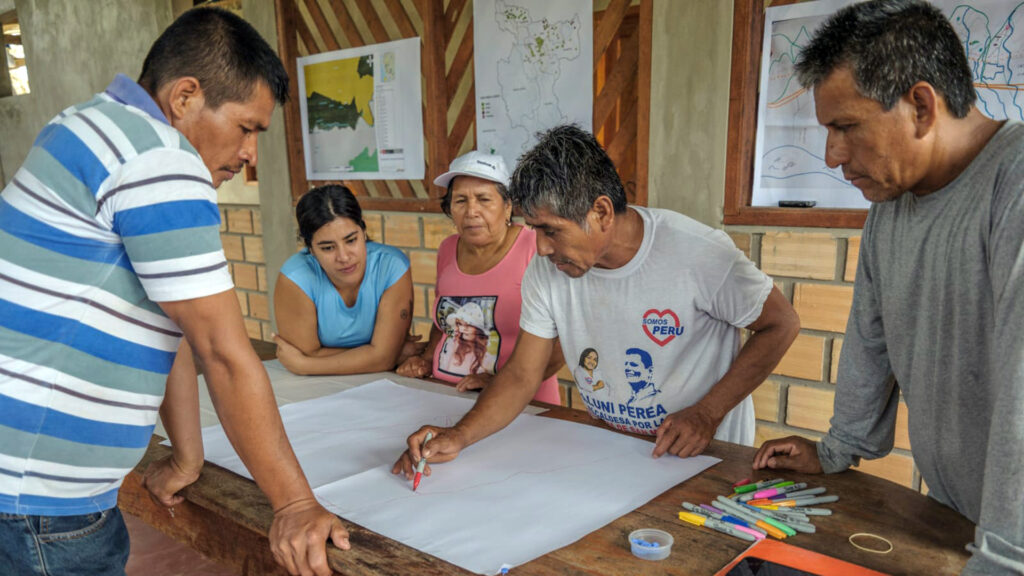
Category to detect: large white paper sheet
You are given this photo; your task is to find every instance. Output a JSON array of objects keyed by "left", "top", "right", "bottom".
[{"left": 200, "top": 380, "right": 719, "bottom": 575}]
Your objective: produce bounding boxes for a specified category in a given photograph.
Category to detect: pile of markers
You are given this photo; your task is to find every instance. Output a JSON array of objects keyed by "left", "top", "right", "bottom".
[{"left": 677, "top": 478, "right": 838, "bottom": 543}]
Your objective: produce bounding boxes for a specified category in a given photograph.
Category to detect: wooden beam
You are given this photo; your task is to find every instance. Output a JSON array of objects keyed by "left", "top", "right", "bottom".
[
  {"left": 353, "top": 0, "right": 392, "bottom": 43},
  {"left": 593, "top": 27, "right": 638, "bottom": 134},
  {"left": 446, "top": 20, "right": 473, "bottom": 98},
  {"left": 420, "top": 0, "right": 450, "bottom": 184},
  {"left": 635, "top": 0, "right": 652, "bottom": 207},
  {"left": 593, "top": 0, "right": 629, "bottom": 62},
  {"left": 723, "top": 0, "right": 762, "bottom": 221},
  {"left": 444, "top": 0, "right": 469, "bottom": 50},
  {"left": 276, "top": 0, "right": 310, "bottom": 204},
  {"left": 329, "top": 0, "right": 367, "bottom": 47},
  {"left": 303, "top": 0, "right": 341, "bottom": 50},
  {"left": 3, "top": 33, "right": 20, "bottom": 45},
  {"left": 447, "top": 85, "right": 475, "bottom": 157},
  {"left": 383, "top": 0, "right": 417, "bottom": 38}
]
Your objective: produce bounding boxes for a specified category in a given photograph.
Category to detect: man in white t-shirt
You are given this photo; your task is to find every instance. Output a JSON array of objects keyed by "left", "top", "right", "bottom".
[{"left": 393, "top": 125, "right": 799, "bottom": 479}]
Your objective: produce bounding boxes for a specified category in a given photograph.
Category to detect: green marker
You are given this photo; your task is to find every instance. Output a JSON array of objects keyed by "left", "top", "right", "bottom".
[{"left": 734, "top": 477, "right": 785, "bottom": 494}]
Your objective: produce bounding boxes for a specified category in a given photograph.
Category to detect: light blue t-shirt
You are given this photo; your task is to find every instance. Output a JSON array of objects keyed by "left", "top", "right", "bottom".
[{"left": 280, "top": 242, "right": 409, "bottom": 348}]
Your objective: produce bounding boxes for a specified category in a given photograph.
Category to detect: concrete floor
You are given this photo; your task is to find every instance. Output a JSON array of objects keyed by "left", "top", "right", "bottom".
[{"left": 124, "top": 512, "right": 235, "bottom": 576}]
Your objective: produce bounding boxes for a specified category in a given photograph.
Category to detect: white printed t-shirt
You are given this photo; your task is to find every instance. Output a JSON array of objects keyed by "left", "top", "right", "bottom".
[{"left": 520, "top": 206, "right": 772, "bottom": 445}]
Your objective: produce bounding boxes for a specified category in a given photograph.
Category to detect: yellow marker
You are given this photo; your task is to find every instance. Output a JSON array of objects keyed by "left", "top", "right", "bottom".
[{"left": 678, "top": 511, "right": 707, "bottom": 526}]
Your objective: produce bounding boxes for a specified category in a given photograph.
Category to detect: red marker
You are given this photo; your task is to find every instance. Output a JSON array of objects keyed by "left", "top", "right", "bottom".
[
  {"left": 731, "top": 477, "right": 752, "bottom": 488},
  {"left": 412, "top": 431, "right": 433, "bottom": 491}
]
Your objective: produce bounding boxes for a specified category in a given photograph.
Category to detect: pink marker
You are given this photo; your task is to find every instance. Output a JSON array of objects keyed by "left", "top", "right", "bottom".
[
  {"left": 732, "top": 524, "right": 766, "bottom": 540},
  {"left": 753, "top": 482, "right": 807, "bottom": 499}
]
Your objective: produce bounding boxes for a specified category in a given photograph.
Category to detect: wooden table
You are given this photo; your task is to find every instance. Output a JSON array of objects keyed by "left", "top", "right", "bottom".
[{"left": 119, "top": 343, "right": 973, "bottom": 575}]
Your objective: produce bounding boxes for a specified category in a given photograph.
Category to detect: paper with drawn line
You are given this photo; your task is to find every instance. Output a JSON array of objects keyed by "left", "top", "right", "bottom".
[{"left": 199, "top": 379, "right": 719, "bottom": 575}]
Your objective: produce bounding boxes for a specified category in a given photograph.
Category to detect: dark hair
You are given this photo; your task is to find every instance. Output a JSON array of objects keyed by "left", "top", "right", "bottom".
[
  {"left": 578, "top": 347, "right": 598, "bottom": 368},
  {"left": 440, "top": 177, "right": 510, "bottom": 217},
  {"left": 625, "top": 347, "right": 653, "bottom": 370},
  {"left": 795, "top": 0, "right": 975, "bottom": 118},
  {"left": 138, "top": 7, "right": 289, "bottom": 109},
  {"left": 509, "top": 125, "right": 627, "bottom": 226},
  {"left": 296, "top": 185, "right": 366, "bottom": 248}
]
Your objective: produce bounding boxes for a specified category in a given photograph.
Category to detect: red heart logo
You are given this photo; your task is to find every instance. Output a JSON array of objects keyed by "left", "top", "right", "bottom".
[{"left": 642, "top": 309, "right": 681, "bottom": 346}]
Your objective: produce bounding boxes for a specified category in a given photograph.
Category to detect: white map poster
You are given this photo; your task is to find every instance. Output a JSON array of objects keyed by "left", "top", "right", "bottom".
[
  {"left": 473, "top": 0, "right": 593, "bottom": 171},
  {"left": 754, "top": 0, "right": 1024, "bottom": 208},
  {"left": 297, "top": 38, "right": 424, "bottom": 180}
]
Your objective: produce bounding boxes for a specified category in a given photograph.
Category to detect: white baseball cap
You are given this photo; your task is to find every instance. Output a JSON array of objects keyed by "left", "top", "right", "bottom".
[
  {"left": 433, "top": 150, "right": 510, "bottom": 189},
  {"left": 445, "top": 301, "right": 489, "bottom": 332}
]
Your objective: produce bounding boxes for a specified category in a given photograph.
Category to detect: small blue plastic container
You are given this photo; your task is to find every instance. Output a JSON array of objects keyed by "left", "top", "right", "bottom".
[{"left": 628, "top": 528, "right": 673, "bottom": 561}]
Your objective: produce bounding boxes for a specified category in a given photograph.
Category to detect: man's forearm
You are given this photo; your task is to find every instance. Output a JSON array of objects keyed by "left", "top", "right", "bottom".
[
  {"left": 541, "top": 338, "right": 565, "bottom": 381},
  {"left": 161, "top": 341, "right": 204, "bottom": 471},
  {"left": 452, "top": 373, "right": 536, "bottom": 446},
  {"left": 699, "top": 323, "right": 796, "bottom": 421}
]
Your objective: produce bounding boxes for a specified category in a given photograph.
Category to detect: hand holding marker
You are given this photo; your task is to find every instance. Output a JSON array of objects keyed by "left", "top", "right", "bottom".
[{"left": 413, "top": 431, "right": 433, "bottom": 491}]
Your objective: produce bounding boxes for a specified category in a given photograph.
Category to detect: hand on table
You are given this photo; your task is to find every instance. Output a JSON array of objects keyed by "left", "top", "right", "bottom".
[
  {"left": 391, "top": 426, "right": 467, "bottom": 480},
  {"left": 397, "top": 334, "right": 427, "bottom": 366},
  {"left": 270, "top": 497, "right": 350, "bottom": 576},
  {"left": 752, "top": 436, "right": 823, "bottom": 473},
  {"left": 396, "top": 355, "right": 432, "bottom": 378},
  {"left": 652, "top": 403, "right": 720, "bottom": 458},
  {"left": 273, "top": 334, "right": 309, "bottom": 375},
  {"left": 142, "top": 455, "right": 201, "bottom": 508},
  {"left": 455, "top": 373, "right": 493, "bottom": 393}
]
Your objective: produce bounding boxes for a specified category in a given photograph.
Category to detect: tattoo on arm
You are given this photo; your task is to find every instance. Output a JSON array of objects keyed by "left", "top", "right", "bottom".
[{"left": 401, "top": 309, "right": 409, "bottom": 320}]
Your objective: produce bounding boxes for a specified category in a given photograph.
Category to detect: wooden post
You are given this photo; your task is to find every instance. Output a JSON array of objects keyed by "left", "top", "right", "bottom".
[
  {"left": 275, "top": 0, "right": 308, "bottom": 205},
  {"left": 419, "top": 0, "right": 450, "bottom": 185}
]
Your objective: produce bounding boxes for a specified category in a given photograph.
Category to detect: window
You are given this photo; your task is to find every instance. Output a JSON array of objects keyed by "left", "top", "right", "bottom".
[{"left": 2, "top": 11, "right": 29, "bottom": 97}]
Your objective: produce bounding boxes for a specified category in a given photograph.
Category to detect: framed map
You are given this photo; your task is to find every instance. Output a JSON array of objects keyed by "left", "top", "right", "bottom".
[
  {"left": 752, "top": 0, "right": 1024, "bottom": 209},
  {"left": 296, "top": 38, "right": 424, "bottom": 180}
]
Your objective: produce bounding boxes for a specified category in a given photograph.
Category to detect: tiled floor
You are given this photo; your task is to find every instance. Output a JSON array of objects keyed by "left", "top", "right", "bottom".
[{"left": 124, "top": 512, "right": 235, "bottom": 576}]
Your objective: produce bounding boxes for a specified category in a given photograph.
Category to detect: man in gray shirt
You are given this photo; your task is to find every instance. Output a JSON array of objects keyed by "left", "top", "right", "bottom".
[{"left": 752, "top": 1, "right": 1024, "bottom": 573}]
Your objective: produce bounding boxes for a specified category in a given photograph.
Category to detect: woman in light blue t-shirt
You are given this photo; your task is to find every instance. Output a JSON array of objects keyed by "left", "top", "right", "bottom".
[{"left": 273, "top": 185, "right": 422, "bottom": 375}]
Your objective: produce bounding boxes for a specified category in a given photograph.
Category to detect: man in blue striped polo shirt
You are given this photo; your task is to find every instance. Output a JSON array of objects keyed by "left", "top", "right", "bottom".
[{"left": 0, "top": 8, "right": 348, "bottom": 576}]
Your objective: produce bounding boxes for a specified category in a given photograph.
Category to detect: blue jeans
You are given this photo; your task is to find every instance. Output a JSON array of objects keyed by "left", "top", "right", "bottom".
[{"left": 0, "top": 508, "right": 129, "bottom": 576}]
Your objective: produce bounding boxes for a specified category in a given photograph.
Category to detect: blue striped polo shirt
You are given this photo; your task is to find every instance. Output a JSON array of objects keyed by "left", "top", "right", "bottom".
[{"left": 0, "top": 74, "right": 233, "bottom": 515}]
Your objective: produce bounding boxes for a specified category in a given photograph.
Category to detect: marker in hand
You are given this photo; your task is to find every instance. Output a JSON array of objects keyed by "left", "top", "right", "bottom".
[{"left": 413, "top": 431, "right": 434, "bottom": 491}]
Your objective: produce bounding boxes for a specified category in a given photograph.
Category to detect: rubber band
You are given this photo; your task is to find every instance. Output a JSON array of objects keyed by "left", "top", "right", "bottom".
[{"left": 848, "top": 532, "right": 893, "bottom": 554}]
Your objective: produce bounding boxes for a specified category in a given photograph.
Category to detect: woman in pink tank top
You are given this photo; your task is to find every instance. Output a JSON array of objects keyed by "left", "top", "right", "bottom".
[{"left": 396, "top": 151, "right": 564, "bottom": 404}]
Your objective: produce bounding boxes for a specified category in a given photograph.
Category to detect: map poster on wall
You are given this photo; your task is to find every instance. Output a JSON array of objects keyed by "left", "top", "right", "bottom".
[
  {"left": 296, "top": 38, "right": 424, "bottom": 181},
  {"left": 753, "top": 0, "right": 1024, "bottom": 209},
  {"left": 473, "top": 0, "right": 593, "bottom": 171}
]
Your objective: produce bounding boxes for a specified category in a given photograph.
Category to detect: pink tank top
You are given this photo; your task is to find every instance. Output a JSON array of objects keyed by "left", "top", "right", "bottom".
[{"left": 432, "top": 226, "right": 561, "bottom": 404}]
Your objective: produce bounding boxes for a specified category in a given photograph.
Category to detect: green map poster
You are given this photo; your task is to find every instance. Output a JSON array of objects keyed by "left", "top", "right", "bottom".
[{"left": 297, "top": 38, "right": 424, "bottom": 180}]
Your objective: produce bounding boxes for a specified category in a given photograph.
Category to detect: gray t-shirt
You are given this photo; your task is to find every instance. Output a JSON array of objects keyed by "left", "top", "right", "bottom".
[{"left": 819, "top": 120, "right": 1024, "bottom": 574}]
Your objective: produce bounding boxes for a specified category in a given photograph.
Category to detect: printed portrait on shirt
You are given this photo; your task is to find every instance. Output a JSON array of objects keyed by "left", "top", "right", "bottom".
[
  {"left": 436, "top": 296, "right": 500, "bottom": 378},
  {"left": 624, "top": 347, "right": 660, "bottom": 406},
  {"left": 572, "top": 347, "right": 607, "bottom": 396}
]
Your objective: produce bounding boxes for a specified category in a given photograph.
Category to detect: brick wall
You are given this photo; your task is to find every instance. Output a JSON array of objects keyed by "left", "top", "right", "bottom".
[
  {"left": 220, "top": 205, "right": 273, "bottom": 343},
  {"left": 726, "top": 228, "right": 918, "bottom": 490}
]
